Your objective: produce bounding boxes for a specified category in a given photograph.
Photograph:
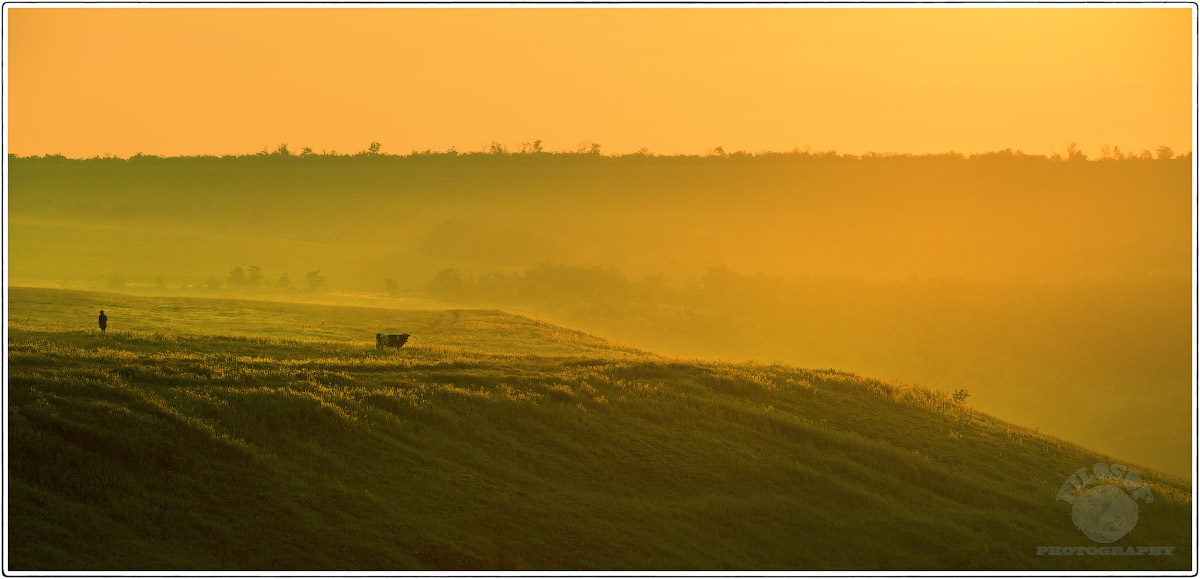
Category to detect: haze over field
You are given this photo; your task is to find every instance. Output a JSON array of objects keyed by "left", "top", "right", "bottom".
[
  {"left": 5, "top": 4, "right": 1194, "bottom": 572},
  {"left": 9, "top": 150, "right": 1192, "bottom": 478}
]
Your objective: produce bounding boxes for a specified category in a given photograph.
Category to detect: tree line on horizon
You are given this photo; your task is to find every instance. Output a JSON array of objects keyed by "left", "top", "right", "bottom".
[{"left": 9, "top": 141, "right": 1187, "bottom": 164}]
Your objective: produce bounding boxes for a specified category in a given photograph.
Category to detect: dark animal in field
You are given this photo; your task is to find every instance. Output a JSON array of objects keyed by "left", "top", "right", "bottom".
[{"left": 376, "top": 333, "right": 410, "bottom": 349}]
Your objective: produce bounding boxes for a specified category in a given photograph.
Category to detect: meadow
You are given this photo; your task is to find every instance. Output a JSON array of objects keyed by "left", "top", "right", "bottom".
[
  {"left": 7, "top": 151, "right": 1193, "bottom": 478},
  {"left": 7, "top": 287, "right": 1192, "bottom": 571}
]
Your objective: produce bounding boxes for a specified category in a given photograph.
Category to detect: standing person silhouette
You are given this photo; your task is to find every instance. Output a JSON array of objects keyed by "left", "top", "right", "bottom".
[{"left": 98, "top": 310, "right": 107, "bottom": 333}]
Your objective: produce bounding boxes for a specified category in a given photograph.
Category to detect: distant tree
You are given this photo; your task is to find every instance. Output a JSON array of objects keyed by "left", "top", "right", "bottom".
[
  {"left": 383, "top": 278, "right": 401, "bottom": 297},
  {"left": 205, "top": 276, "right": 222, "bottom": 291},
  {"left": 489, "top": 141, "right": 508, "bottom": 155},
  {"left": 1156, "top": 145, "right": 1174, "bottom": 160},
  {"left": 952, "top": 389, "right": 970, "bottom": 404},
  {"left": 301, "top": 147, "right": 314, "bottom": 157},
  {"left": 306, "top": 270, "right": 326, "bottom": 291},
  {"left": 1065, "top": 142, "right": 1087, "bottom": 162},
  {"left": 278, "top": 273, "right": 291, "bottom": 289},
  {"left": 590, "top": 143, "right": 602, "bottom": 155},
  {"left": 228, "top": 267, "right": 247, "bottom": 289},
  {"left": 368, "top": 141, "right": 382, "bottom": 155},
  {"left": 518, "top": 140, "right": 546, "bottom": 154},
  {"left": 247, "top": 265, "right": 263, "bottom": 289},
  {"left": 522, "top": 263, "right": 629, "bottom": 301},
  {"left": 274, "top": 144, "right": 292, "bottom": 157},
  {"left": 428, "top": 268, "right": 469, "bottom": 300}
]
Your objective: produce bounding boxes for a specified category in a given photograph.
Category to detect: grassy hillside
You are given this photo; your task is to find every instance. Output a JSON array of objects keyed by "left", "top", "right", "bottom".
[{"left": 7, "top": 287, "right": 1193, "bottom": 571}]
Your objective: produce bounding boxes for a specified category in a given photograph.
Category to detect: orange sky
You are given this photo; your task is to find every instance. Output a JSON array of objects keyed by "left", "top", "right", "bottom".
[{"left": 5, "top": 6, "right": 1194, "bottom": 157}]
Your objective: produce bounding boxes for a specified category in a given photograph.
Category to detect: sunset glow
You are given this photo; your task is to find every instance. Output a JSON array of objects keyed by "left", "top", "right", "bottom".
[
  {"left": 4, "top": 5, "right": 1195, "bottom": 572},
  {"left": 7, "top": 6, "right": 1194, "bottom": 158}
]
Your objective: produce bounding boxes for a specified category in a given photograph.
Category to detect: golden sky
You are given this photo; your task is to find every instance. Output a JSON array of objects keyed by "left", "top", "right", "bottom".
[{"left": 6, "top": 6, "right": 1194, "bottom": 157}]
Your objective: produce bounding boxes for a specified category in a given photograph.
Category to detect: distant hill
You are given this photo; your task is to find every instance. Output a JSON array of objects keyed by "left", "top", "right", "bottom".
[{"left": 7, "top": 287, "right": 1192, "bottom": 571}]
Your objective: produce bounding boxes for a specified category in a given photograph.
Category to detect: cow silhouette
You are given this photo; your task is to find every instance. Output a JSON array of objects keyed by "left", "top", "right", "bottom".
[{"left": 376, "top": 333, "right": 410, "bottom": 349}]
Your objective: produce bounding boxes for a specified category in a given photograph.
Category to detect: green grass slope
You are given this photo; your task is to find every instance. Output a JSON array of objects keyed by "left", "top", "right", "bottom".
[{"left": 6, "top": 287, "right": 1193, "bottom": 571}]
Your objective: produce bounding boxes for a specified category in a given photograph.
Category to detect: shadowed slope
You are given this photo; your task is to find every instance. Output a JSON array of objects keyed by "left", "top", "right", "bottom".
[{"left": 6, "top": 288, "right": 1192, "bottom": 571}]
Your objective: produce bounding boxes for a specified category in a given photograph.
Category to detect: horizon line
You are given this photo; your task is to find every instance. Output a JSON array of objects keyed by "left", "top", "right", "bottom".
[{"left": 8, "top": 143, "right": 1192, "bottom": 162}]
